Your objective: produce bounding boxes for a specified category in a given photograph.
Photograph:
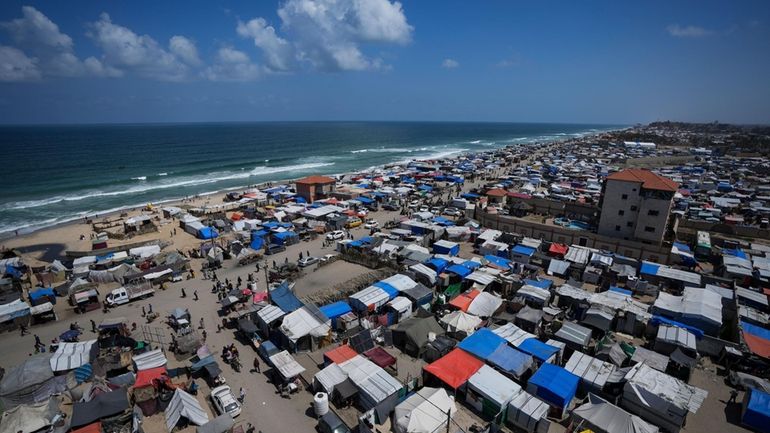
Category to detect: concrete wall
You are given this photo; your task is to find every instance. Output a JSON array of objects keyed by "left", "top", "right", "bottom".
[
  {"left": 479, "top": 211, "right": 671, "bottom": 264},
  {"left": 598, "top": 180, "right": 641, "bottom": 239},
  {"left": 678, "top": 218, "right": 770, "bottom": 241},
  {"left": 633, "top": 191, "right": 673, "bottom": 244}
]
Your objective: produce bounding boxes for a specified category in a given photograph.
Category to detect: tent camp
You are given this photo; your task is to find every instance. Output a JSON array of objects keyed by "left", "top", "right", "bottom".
[
  {"left": 70, "top": 389, "right": 130, "bottom": 429},
  {"left": 526, "top": 363, "right": 579, "bottom": 417},
  {"left": 424, "top": 348, "right": 484, "bottom": 389},
  {"left": 0, "top": 396, "right": 60, "bottom": 433},
  {"left": 572, "top": 393, "right": 659, "bottom": 433},
  {"left": 393, "top": 387, "right": 456, "bottom": 433},
  {"left": 165, "top": 389, "right": 209, "bottom": 431},
  {"left": 392, "top": 316, "right": 445, "bottom": 358},
  {"left": 49, "top": 340, "right": 98, "bottom": 372},
  {"left": 0, "top": 354, "right": 64, "bottom": 408},
  {"left": 466, "top": 365, "right": 522, "bottom": 421}
]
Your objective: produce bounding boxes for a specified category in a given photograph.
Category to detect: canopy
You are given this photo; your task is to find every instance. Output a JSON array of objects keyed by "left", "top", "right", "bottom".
[
  {"left": 270, "top": 281, "right": 303, "bottom": 313},
  {"left": 743, "top": 388, "right": 770, "bottom": 433},
  {"left": 269, "top": 350, "right": 306, "bottom": 379},
  {"left": 484, "top": 254, "right": 511, "bottom": 270},
  {"left": 394, "top": 387, "right": 456, "bottom": 433},
  {"left": 71, "top": 389, "right": 129, "bottom": 428},
  {"left": 166, "top": 389, "right": 209, "bottom": 431},
  {"left": 197, "top": 414, "right": 235, "bottom": 433},
  {"left": 338, "top": 355, "right": 401, "bottom": 409},
  {"left": 440, "top": 310, "right": 481, "bottom": 335},
  {"left": 468, "top": 364, "right": 522, "bottom": 407},
  {"left": 133, "top": 349, "right": 167, "bottom": 371},
  {"left": 349, "top": 285, "right": 391, "bottom": 312},
  {"left": 457, "top": 328, "right": 506, "bottom": 360},
  {"left": 565, "top": 352, "right": 616, "bottom": 392},
  {"left": 0, "top": 396, "right": 60, "bottom": 433},
  {"left": 742, "top": 320, "right": 770, "bottom": 359},
  {"left": 364, "top": 347, "right": 397, "bottom": 369},
  {"left": 527, "top": 363, "right": 579, "bottom": 409},
  {"left": 424, "top": 348, "right": 484, "bottom": 389},
  {"left": 487, "top": 345, "right": 533, "bottom": 378},
  {"left": 446, "top": 264, "right": 472, "bottom": 278},
  {"left": 518, "top": 338, "right": 561, "bottom": 362},
  {"left": 50, "top": 340, "right": 97, "bottom": 372},
  {"left": 448, "top": 290, "right": 479, "bottom": 312},
  {"left": 492, "top": 323, "right": 536, "bottom": 347},
  {"left": 324, "top": 345, "right": 358, "bottom": 365},
  {"left": 573, "top": 393, "right": 659, "bottom": 433}
]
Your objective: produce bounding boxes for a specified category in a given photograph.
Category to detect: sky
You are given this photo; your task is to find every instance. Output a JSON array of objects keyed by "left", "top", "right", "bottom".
[{"left": 0, "top": 0, "right": 768, "bottom": 125}]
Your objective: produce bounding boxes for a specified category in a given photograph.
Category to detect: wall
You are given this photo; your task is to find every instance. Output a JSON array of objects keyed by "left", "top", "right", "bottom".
[
  {"left": 633, "top": 192, "right": 672, "bottom": 244},
  {"left": 598, "top": 180, "right": 642, "bottom": 239},
  {"left": 479, "top": 211, "right": 671, "bottom": 264},
  {"left": 678, "top": 218, "right": 770, "bottom": 241}
]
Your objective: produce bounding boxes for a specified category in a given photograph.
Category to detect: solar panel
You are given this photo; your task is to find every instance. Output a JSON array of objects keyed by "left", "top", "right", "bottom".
[{"left": 350, "top": 329, "right": 375, "bottom": 353}]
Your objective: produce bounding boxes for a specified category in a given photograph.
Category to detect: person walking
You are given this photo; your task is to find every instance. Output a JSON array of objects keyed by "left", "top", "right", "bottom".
[
  {"left": 90, "top": 319, "right": 97, "bottom": 333},
  {"left": 20, "top": 324, "right": 28, "bottom": 336},
  {"left": 193, "top": 290, "right": 198, "bottom": 301},
  {"left": 728, "top": 389, "right": 739, "bottom": 403},
  {"left": 201, "top": 330, "right": 207, "bottom": 341},
  {"left": 252, "top": 357, "right": 261, "bottom": 373},
  {"left": 199, "top": 318, "right": 204, "bottom": 329},
  {"left": 148, "top": 303, "right": 153, "bottom": 314},
  {"left": 181, "top": 288, "right": 187, "bottom": 298},
  {"left": 238, "top": 387, "right": 245, "bottom": 403},
  {"left": 141, "top": 306, "right": 146, "bottom": 317}
]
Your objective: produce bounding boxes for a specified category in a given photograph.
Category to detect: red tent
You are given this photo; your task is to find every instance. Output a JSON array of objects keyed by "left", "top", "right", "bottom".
[
  {"left": 134, "top": 366, "right": 167, "bottom": 388},
  {"left": 71, "top": 422, "right": 102, "bottom": 433},
  {"left": 549, "top": 243, "right": 568, "bottom": 256},
  {"left": 448, "top": 290, "right": 479, "bottom": 312},
  {"left": 324, "top": 345, "right": 358, "bottom": 365},
  {"left": 364, "top": 347, "right": 397, "bottom": 369},
  {"left": 424, "top": 348, "right": 484, "bottom": 389}
]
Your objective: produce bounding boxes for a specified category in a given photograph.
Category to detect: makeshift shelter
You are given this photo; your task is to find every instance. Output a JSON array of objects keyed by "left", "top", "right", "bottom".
[
  {"left": 385, "top": 296, "right": 414, "bottom": 322},
  {"left": 165, "top": 389, "right": 209, "bottom": 431},
  {"left": 401, "top": 283, "right": 434, "bottom": 308},
  {"left": 742, "top": 388, "right": 770, "bottom": 433},
  {"left": 256, "top": 304, "right": 285, "bottom": 337},
  {"left": 652, "top": 288, "right": 722, "bottom": 336},
  {"left": 50, "top": 340, "right": 98, "bottom": 372},
  {"left": 487, "top": 344, "right": 534, "bottom": 380},
  {"left": 554, "top": 321, "right": 592, "bottom": 351},
  {"left": 196, "top": 414, "right": 234, "bottom": 433},
  {"left": 448, "top": 290, "right": 479, "bottom": 312},
  {"left": 466, "top": 365, "right": 522, "bottom": 421},
  {"left": 564, "top": 352, "right": 616, "bottom": 394},
  {"left": 457, "top": 328, "right": 506, "bottom": 361},
  {"left": 440, "top": 310, "right": 481, "bottom": 338},
  {"left": 572, "top": 393, "right": 659, "bottom": 433},
  {"left": 506, "top": 390, "right": 551, "bottom": 433},
  {"left": 313, "top": 362, "right": 348, "bottom": 394},
  {"left": 0, "top": 396, "right": 60, "bottom": 433},
  {"left": 424, "top": 348, "right": 484, "bottom": 389},
  {"left": 349, "top": 285, "right": 393, "bottom": 312},
  {"left": 392, "top": 316, "right": 445, "bottom": 358},
  {"left": 492, "top": 323, "right": 536, "bottom": 347},
  {"left": 269, "top": 282, "right": 303, "bottom": 313},
  {"left": 278, "top": 304, "right": 331, "bottom": 352},
  {"left": 70, "top": 389, "right": 130, "bottom": 429},
  {"left": 0, "top": 354, "right": 62, "bottom": 408},
  {"left": 133, "top": 349, "right": 167, "bottom": 371},
  {"left": 393, "top": 387, "right": 456, "bottom": 433},
  {"left": 467, "top": 292, "right": 503, "bottom": 317},
  {"left": 741, "top": 321, "right": 770, "bottom": 360},
  {"left": 319, "top": 301, "right": 352, "bottom": 328},
  {"left": 269, "top": 350, "right": 306, "bottom": 380},
  {"left": 621, "top": 363, "right": 707, "bottom": 433},
  {"left": 526, "top": 363, "right": 579, "bottom": 416},
  {"left": 433, "top": 240, "right": 460, "bottom": 256},
  {"left": 338, "top": 355, "right": 402, "bottom": 415},
  {"left": 364, "top": 347, "right": 397, "bottom": 370},
  {"left": 518, "top": 339, "right": 561, "bottom": 364}
]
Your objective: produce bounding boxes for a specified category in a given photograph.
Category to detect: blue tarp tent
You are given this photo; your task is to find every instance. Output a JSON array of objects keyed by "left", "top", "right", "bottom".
[
  {"left": 373, "top": 281, "right": 400, "bottom": 298},
  {"left": 294, "top": 196, "right": 307, "bottom": 203},
  {"left": 609, "top": 286, "right": 632, "bottom": 296},
  {"left": 269, "top": 282, "right": 303, "bottom": 313},
  {"left": 524, "top": 278, "right": 553, "bottom": 290},
  {"left": 29, "top": 287, "right": 56, "bottom": 304},
  {"left": 428, "top": 258, "right": 450, "bottom": 273},
  {"left": 651, "top": 315, "right": 704, "bottom": 338},
  {"left": 458, "top": 328, "right": 507, "bottom": 360},
  {"left": 512, "top": 245, "right": 536, "bottom": 257},
  {"left": 640, "top": 262, "right": 660, "bottom": 276},
  {"left": 251, "top": 229, "right": 270, "bottom": 238},
  {"left": 4, "top": 265, "right": 22, "bottom": 278},
  {"left": 517, "top": 338, "right": 561, "bottom": 362},
  {"left": 743, "top": 388, "right": 770, "bottom": 433},
  {"left": 487, "top": 344, "right": 533, "bottom": 378},
  {"left": 433, "top": 241, "right": 460, "bottom": 256},
  {"left": 462, "top": 260, "right": 481, "bottom": 270},
  {"left": 418, "top": 185, "right": 432, "bottom": 192},
  {"left": 484, "top": 255, "right": 511, "bottom": 269},
  {"left": 723, "top": 248, "right": 748, "bottom": 259},
  {"left": 250, "top": 237, "right": 264, "bottom": 251},
  {"left": 527, "top": 363, "right": 579, "bottom": 409},
  {"left": 357, "top": 196, "right": 374, "bottom": 204},
  {"left": 462, "top": 193, "right": 480, "bottom": 200},
  {"left": 198, "top": 226, "right": 219, "bottom": 240},
  {"left": 272, "top": 231, "right": 297, "bottom": 245},
  {"left": 432, "top": 217, "right": 455, "bottom": 226},
  {"left": 446, "top": 264, "right": 472, "bottom": 278},
  {"left": 319, "top": 301, "right": 352, "bottom": 319},
  {"left": 262, "top": 221, "right": 279, "bottom": 230}
]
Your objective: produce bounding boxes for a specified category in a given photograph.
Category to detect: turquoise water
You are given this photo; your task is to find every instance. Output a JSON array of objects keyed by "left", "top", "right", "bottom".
[{"left": 0, "top": 121, "right": 619, "bottom": 235}]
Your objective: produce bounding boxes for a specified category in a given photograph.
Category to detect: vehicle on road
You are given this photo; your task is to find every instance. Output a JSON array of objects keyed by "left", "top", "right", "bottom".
[
  {"left": 210, "top": 385, "right": 242, "bottom": 418},
  {"left": 364, "top": 220, "right": 379, "bottom": 229},
  {"left": 443, "top": 207, "right": 461, "bottom": 216},
  {"left": 382, "top": 202, "right": 399, "bottom": 211},
  {"left": 346, "top": 217, "right": 362, "bottom": 228},
  {"left": 356, "top": 209, "right": 368, "bottom": 218},
  {"left": 320, "top": 254, "right": 338, "bottom": 263},
  {"left": 326, "top": 230, "right": 345, "bottom": 240},
  {"left": 419, "top": 205, "right": 430, "bottom": 213},
  {"left": 298, "top": 256, "right": 319, "bottom": 267},
  {"left": 317, "top": 411, "right": 351, "bottom": 433},
  {"left": 408, "top": 200, "right": 420, "bottom": 209},
  {"left": 105, "top": 285, "right": 155, "bottom": 307},
  {"left": 265, "top": 244, "right": 286, "bottom": 255}
]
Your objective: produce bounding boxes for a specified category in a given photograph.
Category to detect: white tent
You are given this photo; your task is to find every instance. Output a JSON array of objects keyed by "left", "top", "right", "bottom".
[
  {"left": 165, "top": 389, "right": 209, "bottom": 431},
  {"left": 381, "top": 274, "right": 418, "bottom": 292},
  {"left": 467, "top": 365, "right": 521, "bottom": 409},
  {"left": 409, "top": 264, "right": 437, "bottom": 285},
  {"left": 573, "top": 393, "right": 658, "bottom": 433},
  {"left": 467, "top": 292, "right": 503, "bottom": 317},
  {"left": 492, "top": 323, "right": 535, "bottom": 347},
  {"left": 440, "top": 311, "right": 481, "bottom": 335},
  {"left": 339, "top": 355, "right": 402, "bottom": 409},
  {"left": 349, "top": 285, "right": 391, "bottom": 311},
  {"left": 50, "top": 340, "right": 97, "bottom": 372},
  {"left": 386, "top": 297, "right": 413, "bottom": 320},
  {"left": 133, "top": 349, "right": 168, "bottom": 371},
  {"left": 394, "top": 387, "right": 456, "bottom": 433},
  {"left": 564, "top": 352, "right": 615, "bottom": 393},
  {"left": 506, "top": 390, "right": 551, "bottom": 433},
  {"left": 269, "top": 351, "right": 306, "bottom": 379},
  {"left": 313, "top": 363, "right": 348, "bottom": 394},
  {"left": 280, "top": 306, "right": 331, "bottom": 343}
]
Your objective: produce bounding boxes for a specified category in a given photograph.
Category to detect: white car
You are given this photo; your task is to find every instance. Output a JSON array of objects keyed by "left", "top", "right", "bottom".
[
  {"left": 364, "top": 220, "right": 379, "bottom": 229},
  {"left": 408, "top": 201, "right": 420, "bottom": 209},
  {"left": 320, "top": 254, "right": 337, "bottom": 263},
  {"left": 443, "top": 207, "right": 461, "bottom": 216},
  {"left": 298, "top": 256, "right": 319, "bottom": 267},
  {"left": 356, "top": 209, "right": 369, "bottom": 218},
  {"left": 326, "top": 230, "right": 345, "bottom": 240},
  {"left": 211, "top": 385, "right": 241, "bottom": 418},
  {"left": 431, "top": 207, "right": 442, "bottom": 215},
  {"left": 419, "top": 206, "right": 429, "bottom": 213}
]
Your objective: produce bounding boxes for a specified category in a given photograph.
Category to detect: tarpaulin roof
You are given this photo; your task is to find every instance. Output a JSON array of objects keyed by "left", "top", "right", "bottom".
[
  {"left": 29, "top": 287, "right": 55, "bottom": 301},
  {"left": 555, "top": 321, "right": 593, "bottom": 348},
  {"left": 424, "top": 348, "right": 484, "bottom": 389},
  {"left": 0, "top": 396, "right": 60, "bottom": 433},
  {"left": 71, "top": 389, "right": 129, "bottom": 428},
  {"left": 135, "top": 366, "right": 167, "bottom": 388},
  {"left": 133, "top": 349, "right": 167, "bottom": 371},
  {"left": 314, "top": 363, "right": 348, "bottom": 394},
  {"left": 742, "top": 320, "right": 770, "bottom": 359},
  {"left": 743, "top": 388, "right": 770, "bottom": 433},
  {"left": 364, "top": 347, "right": 397, "bottom": 369},
  {"left": 394, "top": 387, "right": 456, "bottom": 433},
  {"left": 338, "top": 355, "right": 401, "bottom": 408},
  {"left": 197, "top": 414, "right": 235, "bottom": 433},
  {"left": 0, "top": 299, "right": 30, "bottom": 322},
  {"left": 270, "top": 281, "right": 303, "bottom": 313},
  {"left": 269, "top": 350, "right": 306, "bottom": 379},
  {"left": 458, "top": 328, "right": 506, "bottom": 360},
  {"left": 525, "top": 278, "right": 553, "bottom": 290},
  {"left": 492, "top": 323, "right": 536, "bottom": 347},
  {"left": 572, "top": 393, "right": 659, "bottom": 433},
  {"left": 446, "top": 264, "right": 473, "bottom": 278},
  {"left": 565, "top": 352, "right": 616, "bottom": 391},
  {"left": 518, "top": 338, "right": 561, "bottom": 362},
  {"left": 623, "top": 363, "right": 708, "bottom": 415},
  {"left": 448, "top": 289, "right": 479, "bottom": 312},
  {"left": 320, "top": 301, "right": 352, "bottom": 319},
  {"left": 487, "top": 345, "right": 533, "bottom": 378},
  {"left": 467, "top": 292, "right": 503, "bottom": 317},
  {"left": 506, "top": 390, "right": 550, "bottom": 432},
  {"left": 349, "top": 285, "right": 392, "bottom": 311},
  {"left": 440, "top": 310, "right": 481, "bottom": 335},
  {"left": 280, "top": 305, "right": 331, "bottom": 343},
  {"left": 468, "top": 364, "right": 522, "bottom": 407},
  {"left": 165, "top": 388, "right": 209, "bottom": 431},
  {"left": 527, "top": 363, "right": 579, "bottom": 408},
  {"left": 549, "top": 243, "right": 568, "bottom": 256},
  {"left": 50, "top": 340, "right": 97, "bottom": 372},
  {"left": 0, "top": 355, "right": 54, "bottom": 407},
  {"left": 410, "top": 264, "right": 437, "bottom": 285},
  {"left": 512, "top": 245, "right": 536, "bottom": 257},
  {"left": 325, "top": 345, "right": 358, "bottom": 365},
  {"left": 373, "top": 281, "right": 400, "bottom": 298},
  {"left": 393, "top": 316, "right": 445, "bottom": 352}
]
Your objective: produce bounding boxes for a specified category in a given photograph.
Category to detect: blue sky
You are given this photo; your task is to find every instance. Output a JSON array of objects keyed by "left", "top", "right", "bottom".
[{"left": 0, "top": 0, "right": 768, "bottom": 124}]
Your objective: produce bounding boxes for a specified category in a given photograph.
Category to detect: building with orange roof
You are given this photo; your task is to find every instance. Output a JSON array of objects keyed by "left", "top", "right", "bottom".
[
  {"left": 485, "top": 188, "right": 508, "bottom": 204},
  {"left": 598, "top": 169, "right": 678, "bottom": 245},
  {"left": 295, "top": 175, "right": 336, "bottom": 203}
]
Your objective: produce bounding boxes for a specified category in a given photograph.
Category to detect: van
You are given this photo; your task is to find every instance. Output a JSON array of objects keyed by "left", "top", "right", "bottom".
[{"left": 346, "top": 217, "right": 362, "bottom": 228}]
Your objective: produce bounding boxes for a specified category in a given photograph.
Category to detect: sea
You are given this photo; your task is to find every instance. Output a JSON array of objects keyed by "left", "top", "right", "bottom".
[{"left": 0, "top": 121, "right": 620, "bottom": 237}]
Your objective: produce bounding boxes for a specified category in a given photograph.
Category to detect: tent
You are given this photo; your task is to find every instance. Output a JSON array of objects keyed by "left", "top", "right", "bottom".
[
  {"left": 401, "top": 283, "right": 434, "bottom": 307},
  {"left": 467, "top": 292, "right": 503, "bottom": 317},
  {"left": 70, "top": 389, "right": 130, "bottom": 429},
  {"left": 516, "top": 284, "right": 551, "bottom": 305},
  {"left": 492, "top": 323, "right": 536, "bottom": 347},
  {"left": 526, "top": 363, "right": 579, "bottom": 413},
  {"left": 0, "top": 299, "right": 30, "bottom": 323},
  {"left": 320, "top": 301, "right": 352, "bottom": 327},
  {"left": 466, "top": 365, "right": 522, "bottom": 420},
  {"left": 133, "top": 349, "right": 168, "bottom": 371},
  {"left": 741, "top": 321, "right": 770, "bottom": 359},
  {"left": 484, "top": 254, "right": 511, "bottom": 270},
  {"left": 446, "top": 264, "right": 473, "bottom": 278},
  {"left": 564, "top": 352, "right": 616, "bottom": 393},
  {"left": 448, "top": 290, "right": 479, "bottom": 312},
  {"left": 457, "top": 328, "right": 506, "bottom": 360},
  {"left": 313, "top": 363, "right": 348, "bottom": 394},
  {"left": 50, "top": 340, "right": 98, "bottom": 372},
  {"left": 572, "top": 393, "right": 659, "bottom": 433},
  {"left": 269, "top": 281, "right": 303, "bottom": 313},
  {"left": 392, "top": 316, "right": 445, "bottom": 357},
  {"left": 487, "top": 344, "right": 533, "bottom": 379},
  {"left": 424, "top": 348, "right": 484, "bottom": 389},
  {"left": 440, "top": 310, "right": 482, "bottom": 336},
  {"left": 0, "top": 354, "right": 60, "bottom": 408},
  {"left": 166, "top": 389, "right": 209, "bottom": 431},
  {"left": 324, "top": 345, "right": 358, "bottom": 365},
  {"left": 197, "top": 414, "right": 235, "bottom": 433},
  {"left": 338, "top": 355, "right": 402, "bottom": 412},
  {"left": 269, "top": 351, "right": 306, "bottom": 380},
  {"left": 742, "top": 388, "right": 770, "bottom": 433},
  {"left": 554, "top": 321, "right": 592, "bottom": 350},
  {"left": 506, "top": 390, "right": 551, "bottom": 433},
  {"left": 365, "top": 347, "right": 397, "bottom": 369},
  {"left": 349, "top": 285, "right": 392, "bottom": 312},
  {"left": 279, "top": 305, "right": 331, "bottom": 351},
  {"left": 394, "top": 387, "right": 456, "bottom": 433},
  {"left": 433, "top": 240, "right": 460, "bottom": 256},
  {"left": 517, "top": 338, "right": 560, "bottom": 363},
  {"left": 0, "top": 396, "right": 60, "bottom": 433}
]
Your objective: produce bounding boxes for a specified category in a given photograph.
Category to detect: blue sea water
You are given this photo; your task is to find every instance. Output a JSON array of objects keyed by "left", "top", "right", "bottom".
[{"left": 0, "top": 121, "right": 619, "bottom": 235}]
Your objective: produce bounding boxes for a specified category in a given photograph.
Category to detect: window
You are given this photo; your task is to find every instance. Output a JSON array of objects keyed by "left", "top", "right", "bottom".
[
  {"left": 621, "top": 194, "right": 628, "bottom": 200},
  {"left": 632, "top": 188, "right": 637, "bottom": 192},
  {"left": 615, "top": 225, "right": 621, "bottom": 231},
  {"left": 648, "top": 210, "right": 660, "bottom": 216},
  {"left": 627, "top": 221, "right": 633, "bottom": 227},
  {"left": 644, "top": 226, "right": 655, "bottom": 232},
  {"left": 618, "top": 210, "right": 625, "bottom": 216},
  {"left": 630, "top": 205, "right": 638, "bottom": 211}
]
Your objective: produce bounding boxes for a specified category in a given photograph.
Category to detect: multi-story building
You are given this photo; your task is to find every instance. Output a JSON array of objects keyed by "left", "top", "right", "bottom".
[{"left": 597, "top": 169, "right": 678, "bottom": 245}]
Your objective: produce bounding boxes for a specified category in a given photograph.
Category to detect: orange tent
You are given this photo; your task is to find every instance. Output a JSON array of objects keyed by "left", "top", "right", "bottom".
[
  {"left": 71, "top": 422, "right": 102, "bottom": 433},
  {"left": 448, "top": 289, "right": 479, "bottom": 312},
  {"left": 135, "top": 366, "right": 167, "bottom": 388},
  {"left": 424, "top": 348, "right": 484, "bottom": 389},
  {"left": 324, "top": 345, "right": 358, "bottom": 365}
]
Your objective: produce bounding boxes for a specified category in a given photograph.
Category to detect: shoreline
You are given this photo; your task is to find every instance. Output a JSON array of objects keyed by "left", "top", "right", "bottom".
[{"left": 0, "top": 129, "right": 618, "bottom": 250}]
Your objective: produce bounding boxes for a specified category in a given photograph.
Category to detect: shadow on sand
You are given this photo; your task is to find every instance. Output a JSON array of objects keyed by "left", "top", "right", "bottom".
[{"left": 13, "top": 242, "right": 67, "bottom": 262}]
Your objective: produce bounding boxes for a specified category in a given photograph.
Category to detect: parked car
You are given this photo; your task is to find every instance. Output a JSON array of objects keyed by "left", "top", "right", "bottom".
[
  {"left": 430, "top": 207, "right": 442, "bottom": 215},
  {"left": 326, "top": 230, "right": 345, "bottom": 240},
  {"left": 298, "top": 256, "right": 319, "bottom": 267},
  {"left": 356, "top": 209, "right": 369, "bottom": 218},
  {"left": 346, "top": 217, "right": 362, "bottom": 228},
  {"left": 418, "top": 205, "right": 429, "bottom": 213},
  {"left": 265, "top": 244, "right": 286, "bottom": 255},
  {"left": 320, "top": 254, "right": 338, "bottom": 263},
  {"left": 317, "top": 411, "right": 351, "bottom": 433},
  {"left": 408, "top": 200, "right": 420, "bottom": 209},
  {"left": 210, "top": 385, "right": 242, "bottom": 418},
  {"left": 364, "top": 220, "right": 379, "bottom": 229},
  {"left": 443, "top": 207, "right": 461, "bottom": 216},
  {"left": 382, "top": 202, "right": 399, "bottom": 211}
]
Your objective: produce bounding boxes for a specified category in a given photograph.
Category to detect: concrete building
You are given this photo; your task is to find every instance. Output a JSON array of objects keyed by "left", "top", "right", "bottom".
[
  {"left": 597, "top": 169, "right": 678, "bottom": 245},
  {"left": 295, "top": 175, "right": 336, "bottom": 203}
]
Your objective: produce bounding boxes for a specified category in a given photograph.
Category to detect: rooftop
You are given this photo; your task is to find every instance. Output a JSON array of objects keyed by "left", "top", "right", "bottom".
[
  {"left": 295, "top": 175, "right": 336, "bottom": 185},
  {"left": 606, "top": 168, "right": 678, "bottom": 192}
]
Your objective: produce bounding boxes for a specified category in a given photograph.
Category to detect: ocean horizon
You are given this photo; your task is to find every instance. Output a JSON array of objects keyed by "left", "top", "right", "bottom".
[{"left": 0, "top": 121, "right": 621, "bottom": 236}]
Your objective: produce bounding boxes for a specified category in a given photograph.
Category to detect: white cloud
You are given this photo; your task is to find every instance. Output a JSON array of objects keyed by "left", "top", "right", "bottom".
[
  {"left": 204, "top": 47, "right": 262, "bottom": 81},
  {"left": 0, "top": 45, "right": 40, "bottom": 81},
  {"left": 84, "top": 56, "right": 123, "bottom": 77},
  {"left": 87, "top": 13, "right": 192, "bottom": 81},
  {"left": 667, "top": 24, "right": 712, "bottom": 38},
  {"left": 235, "top": 0, "right": 413, "bottom": 72},
  {"left": 237, "top": 18, "right": 294, "bottom": 71},
  {"left": 169, "top": 35, "right": 201, "bottom": 66},
  {"left": 441, "top": 58, "right": 459, "bottom": 69}
]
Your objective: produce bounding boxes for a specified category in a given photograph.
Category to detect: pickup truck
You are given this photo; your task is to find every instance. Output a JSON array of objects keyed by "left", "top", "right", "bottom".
[{"left": 105, "top": 285, "right": 155, "bottom": 307}]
